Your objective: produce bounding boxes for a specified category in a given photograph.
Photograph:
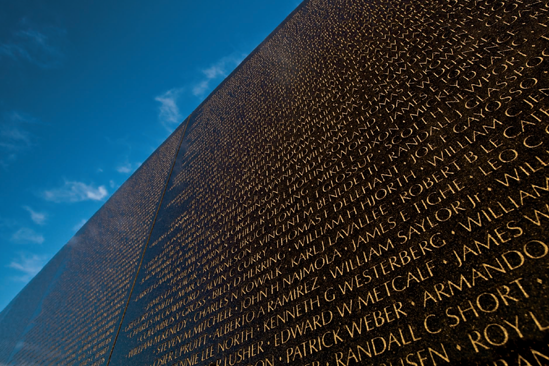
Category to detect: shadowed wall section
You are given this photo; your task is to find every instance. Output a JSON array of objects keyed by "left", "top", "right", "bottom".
[{"left": 0, "top": 123, "right": 185, "bottom": 366}]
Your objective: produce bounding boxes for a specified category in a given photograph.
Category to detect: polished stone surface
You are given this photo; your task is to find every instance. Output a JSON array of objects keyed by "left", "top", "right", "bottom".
[{"left": 1, "top": 0, "right": 549, "bottom": 365}]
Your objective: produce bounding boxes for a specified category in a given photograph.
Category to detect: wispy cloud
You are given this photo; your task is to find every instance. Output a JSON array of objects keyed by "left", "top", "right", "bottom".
[
  {"left": 8, "top": 253, "right": 48, "bottom": 282},
  {"left": 154, "top": 53, "right": 246, "bottom": 131},
  {"left": 192, "top": 53, "right": 247, "bottom": 97},
  {"left": 0, "top": 112, "right": 33, "bottom": 149},
  {"left": 0, "top": 19, "right": 66, "bottom": 69},
  {"left": 73, "top": 219, "right": 87, "bottom": 232},
  {"left": 116, "top": 164, "right": 132, "bottom": 173},
  {"left": 11, "top": 228, "right": 44, "bottom": 244},
  {"left": 42, "top": 180, "right": 108, "bottom": 203},
  {"left": 115, "top": 162, "right": 141, "bottom": 174},
  {"left": 0, "top": 111, "right": 39, "bottom": 167},
  {"left": 22, "top": 206, "right": 47, "bottom": 225},
  {"left": 155, "top": 88, "right": 184, "bottom": 131},
  {"left": 0, "top": 217, "right": 18, "bottom": 229}
]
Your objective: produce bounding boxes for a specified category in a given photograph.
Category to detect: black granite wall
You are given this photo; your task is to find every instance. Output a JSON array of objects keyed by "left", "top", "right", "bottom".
[{"left": 1, "top": 0, "right": 549, "bottom": 365}]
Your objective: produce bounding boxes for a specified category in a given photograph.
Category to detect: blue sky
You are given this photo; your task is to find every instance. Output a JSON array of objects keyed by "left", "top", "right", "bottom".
[{"left": 0, "top": 0, "right": 300, "bottom": 312}]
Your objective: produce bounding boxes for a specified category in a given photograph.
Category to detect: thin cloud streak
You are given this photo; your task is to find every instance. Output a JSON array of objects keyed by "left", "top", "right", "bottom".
[
  {"left": 154, "top": 53, "right": 247, "bottom": 132},
  {"left": 115, "top": 162, "right": 141, "bottom": 174},
  {"left": 0, "top": 20, "right": 67, "bottom": 69},
  {"left": 22, "top": 206, "right": 47, "bottom": 225},
  {"left": 0, "top": 111, "right": 39, "bottom": 167},
  {"left": 116, "top": 165, "right": 132, "bottom": 173},
  {"left": 11, "top": 228, "right": 44, "bottom": 244},
  {"left": 192, "top": 53, "right": 247, "bottom": 97},
  {"left": 42, "top": 180, "right": 108, "bottom": 203},
  {"left": 155, "top": 88, "right": 184, "bottom": 131},
  {"left": 8, "top": 254, "right": 48, "bottom": 282}
]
